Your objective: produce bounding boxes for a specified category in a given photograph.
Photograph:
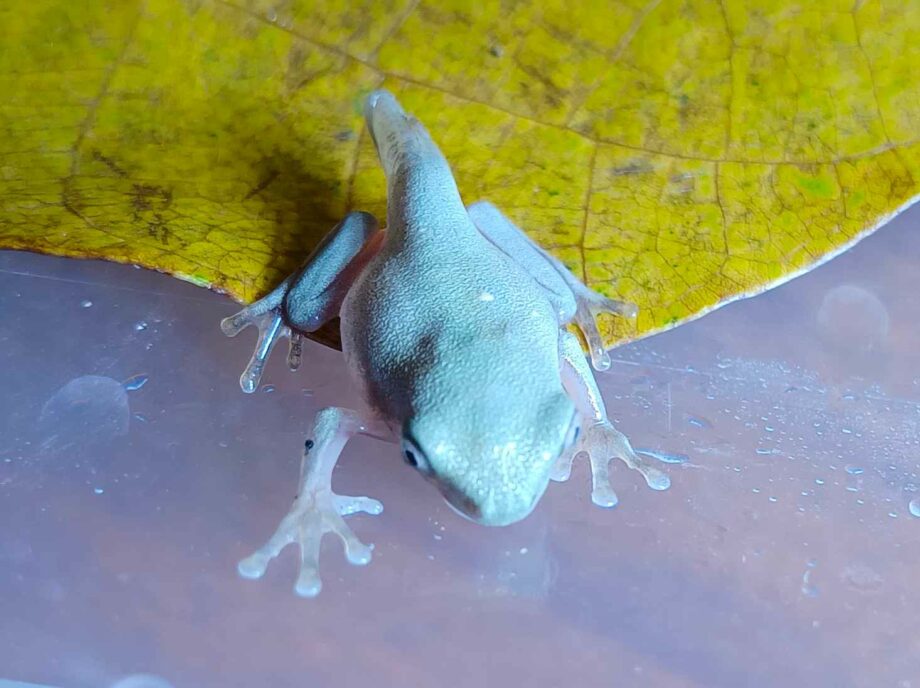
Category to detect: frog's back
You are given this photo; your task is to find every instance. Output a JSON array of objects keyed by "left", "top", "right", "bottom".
[{"left": 341, "top": 226, "right": 561, "bottom": 421}]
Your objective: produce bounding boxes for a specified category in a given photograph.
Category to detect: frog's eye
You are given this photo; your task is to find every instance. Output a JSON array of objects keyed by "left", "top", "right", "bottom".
[{"left": 401, "top": 439, "right": 431, "bottom": 474}]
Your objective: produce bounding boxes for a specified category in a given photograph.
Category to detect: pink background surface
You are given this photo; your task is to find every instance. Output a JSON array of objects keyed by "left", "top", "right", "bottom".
[{"left": 1, "top": 205, "right": 918, "bottom": 688}]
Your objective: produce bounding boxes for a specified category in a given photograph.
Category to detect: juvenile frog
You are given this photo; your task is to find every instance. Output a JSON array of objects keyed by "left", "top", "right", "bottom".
[{"left": 222, "top": 90, "right": 670, "bottom": 596}]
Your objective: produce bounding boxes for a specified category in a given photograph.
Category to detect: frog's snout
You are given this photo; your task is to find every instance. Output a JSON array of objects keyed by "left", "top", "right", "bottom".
[{"left": 439, "top": 481, "right": 540, "bottom": 527}]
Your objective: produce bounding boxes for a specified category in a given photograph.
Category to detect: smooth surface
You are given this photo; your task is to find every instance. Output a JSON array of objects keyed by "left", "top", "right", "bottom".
[{"left": 1, "top": 206, "right": 919, "bottom": 688}]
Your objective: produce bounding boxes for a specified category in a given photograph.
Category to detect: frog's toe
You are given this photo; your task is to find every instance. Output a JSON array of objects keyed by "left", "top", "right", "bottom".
[
  {"left": 238, "top": 489, "right": 382, "bottom": 598},
  {"left": 335, "top": 494, "right": 384, "bottom": 516},
  {"left": 573, "top": 294, "right": 638, "bottom": 371},
  {"left": 221, "top": 308, "right": 292, "bottom": 393},
  {"left": 574, "top": 301, "right": 612, "bottom": 371},
  {"left": 550, "top": 450, "right": 575, "bottom": 482}
]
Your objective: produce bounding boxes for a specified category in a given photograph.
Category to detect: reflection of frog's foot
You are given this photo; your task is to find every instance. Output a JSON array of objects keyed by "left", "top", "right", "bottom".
[
  {"left": 220, "top": 282, "right": 303, "bottom": 392},
  {"left": 238, "top": 487, "right": 383, "bottom": 597},
  {"left": 573, "top": 292, "right": 638, "bottom": 372},
  {"left": 552, "top": 420, "right": 669, "bottom": 507}
]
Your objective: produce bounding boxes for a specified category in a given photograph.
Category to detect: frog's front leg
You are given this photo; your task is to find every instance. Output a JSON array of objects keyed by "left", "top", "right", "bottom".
[
  {"left": 221, "top": 211, "right": 382, "bottom": 391},
  {"left": 238, "top": 407, "right": 393, "bottom": 597},
  {"left": 554, "top": 330, "right": 670, "bottom": 507},
  {"left": 467, "top": 200, "right": 637, "bottom": 371}
]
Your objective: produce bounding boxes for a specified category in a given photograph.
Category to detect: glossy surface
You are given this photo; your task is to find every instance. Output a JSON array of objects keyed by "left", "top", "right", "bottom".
[{"left": 2, "top": 204, "right": 919, "bottom": 687}]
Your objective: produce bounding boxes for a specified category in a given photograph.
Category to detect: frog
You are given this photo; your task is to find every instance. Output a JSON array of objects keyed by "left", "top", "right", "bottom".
[{"left": 221, "top": 90, "right": 671, "bottom": 597}]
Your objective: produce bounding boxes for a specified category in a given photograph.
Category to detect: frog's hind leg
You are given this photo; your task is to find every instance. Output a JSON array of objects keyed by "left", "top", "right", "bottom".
[
  {"left": 221, "top": 211, "right": 382, "bottom": 392},
  {"left": 467, "top": 200, "right": 636, "bottom": 371},
  {"left": 553, "top": 330, "right": 670, "bottom": 507},
  {"left": 238, "top": 407, "right": 393, "bottom": 597}
]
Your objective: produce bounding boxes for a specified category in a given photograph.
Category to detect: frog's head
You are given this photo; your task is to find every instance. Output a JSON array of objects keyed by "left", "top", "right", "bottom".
[{"left": 400, "top": 387, "right": 580, "bottom": 526}]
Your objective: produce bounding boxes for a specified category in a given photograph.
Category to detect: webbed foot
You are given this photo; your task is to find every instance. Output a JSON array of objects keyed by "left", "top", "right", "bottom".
[
  {"left": 238, "top": 408, "right": 391, "bottom": 597},
  {"left": 238, "top": 478, "right": 383, "bottom": 597},
  {"left": 552, "top": 420, "right": 669, "bottom": 507},
  {"left": 221, "top": 280, "right": 303, "bottom": 393}
]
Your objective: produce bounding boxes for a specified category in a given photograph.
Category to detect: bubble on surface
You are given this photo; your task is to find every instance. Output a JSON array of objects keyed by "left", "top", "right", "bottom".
[
  {"left": 38, "top": 376, "right": 130, "bottom": 452},
  {"left": 816, "top": 284, "right": 890, "bottom": 352},
  {"left": 111, "top": 675, "right": 175, "bottom": 688},
  {"left": 123, "top": 374, "right": 149, "bottom": 391},
  {"left": 909, "top": 499, "right": 920, "bottom": 518}
]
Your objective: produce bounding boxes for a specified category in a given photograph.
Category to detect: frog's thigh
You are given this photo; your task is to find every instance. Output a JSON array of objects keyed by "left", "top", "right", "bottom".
[
  {"left": 469, "top": 201, "right": 640, "bottom": 371},
  {"left": 467, "top": 200, "right": 576, "bottom": 322},
  {"left": 558, "top": 329, "right": 606, "bottom": 421},
  {"left": 283, "top": 211, "right": 382, "bottom": 332}
]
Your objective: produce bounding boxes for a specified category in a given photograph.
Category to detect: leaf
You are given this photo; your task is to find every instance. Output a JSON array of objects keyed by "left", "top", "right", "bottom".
[{"left": 2, "top": 0, "right": 918, "bottom": 349}]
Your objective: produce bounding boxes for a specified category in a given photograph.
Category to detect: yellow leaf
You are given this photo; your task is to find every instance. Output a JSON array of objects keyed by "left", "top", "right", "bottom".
[{"left": 2, "top": 0, "right": 918, "bottom": 349}]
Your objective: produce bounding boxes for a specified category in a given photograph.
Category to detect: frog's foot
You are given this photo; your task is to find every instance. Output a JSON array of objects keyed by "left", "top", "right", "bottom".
[
  {"left": 221, "top": 212, "right": 381, "bottom": 393},
  {"left": 238, "top": 487, "right": 383, "bottom": 597},
  {"left": 553, "top": 420, "right": 669, "bottom": 507},
  {"left": 573, "top": 292, "right": 638, "bottom": 372},
  {"left": 221, "top": 281, "right": 303, "bottom": 393}
]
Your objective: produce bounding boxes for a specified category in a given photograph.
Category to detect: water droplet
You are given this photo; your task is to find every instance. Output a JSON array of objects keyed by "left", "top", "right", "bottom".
[
  {"left": 94, "top": 487, "right": 104, "bottom": 495},
  {"left": 110, "top": 674, "right": 176, "bottom": 688},
  {"left": 262, "top": 384, "right": 275, "bottom": 393},
  {"left": 817, "top": 284, "right": 890, "bottom": 353},
  {"left": 841, "top": 563, "right": 883, "bottom": 593},
  {"left": 39, "top": 376, "right": 129, "bottom": 451},
  {"left": 815, "top": 478, "right": 825, "bottom": 485},
  {"left": 801, "top": 568, "right": 818, "bottom": 597},
  {"left": 909, "top": 499, "right": 920, "bottom": 518},
  {"left": 634, "top": 448, "right": 688, "bottom": 464},
  {"left": 134, "top": 321, "right": 148, "bottom": 331},
  {"left": 123, "top": 374, "right": 149, "bottom": 391},
  {"left": 687, "top": 415, "right": 712, "bottom": 429},
  {"left": 80, "top": 299, "right": 93, "bottom": 308},
  {"left": 768, "top": 496, "right": 778, "bottom": 503},
  {"left": 845, "top": 465, "right": 864, "bottom": 475}
]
